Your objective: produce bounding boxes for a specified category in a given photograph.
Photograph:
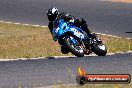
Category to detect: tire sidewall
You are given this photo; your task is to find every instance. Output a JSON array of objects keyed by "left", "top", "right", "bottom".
[
  {"left": 63, "top": 35, "right": 84, "bottom": 57},
  {"left": 92, "top": 44, "right": 107, "bottom": 56}
]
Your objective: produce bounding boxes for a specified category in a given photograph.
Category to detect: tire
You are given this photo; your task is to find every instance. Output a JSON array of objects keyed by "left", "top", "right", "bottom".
[
  {"left": 61, "top": 46, "right": 69, "bottom": 54},
  {"left": 63, "top": 35, "right": 84, "bottom": 57},
  {"left": 92, "top": 44, "right": 107, "bottom": 56}
]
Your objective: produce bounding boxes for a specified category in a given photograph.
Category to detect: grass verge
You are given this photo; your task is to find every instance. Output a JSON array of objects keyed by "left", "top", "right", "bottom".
[
  {"left": 0, "top": 22, "right": 131, "bottom": 59},
  {"left": 53, "top": 83, "right": 132, "bottom": 88}
]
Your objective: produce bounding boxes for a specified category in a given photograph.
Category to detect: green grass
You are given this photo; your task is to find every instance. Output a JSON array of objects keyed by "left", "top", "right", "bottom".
[{"left": 0, "top": 22, "right": 131, "bottom": 59}]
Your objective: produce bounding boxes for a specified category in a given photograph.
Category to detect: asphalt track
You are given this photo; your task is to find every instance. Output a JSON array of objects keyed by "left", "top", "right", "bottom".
[
  {"left": 0, "top": 0, "right": 132, "bottom": 87},
  {"left": 0, "top": 0, "right": 132, "bottom": 37},
  {"left": 0, "top": 53, "right": 131, "bottom": 87}
]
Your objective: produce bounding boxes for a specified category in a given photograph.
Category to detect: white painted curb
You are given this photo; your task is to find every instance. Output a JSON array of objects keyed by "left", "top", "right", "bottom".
[
  {"left": 0, "top": 21, "right": 47, "bottom": 28},
  {"left": 95, "top": 32, "right": 131, "bottom": 40}
]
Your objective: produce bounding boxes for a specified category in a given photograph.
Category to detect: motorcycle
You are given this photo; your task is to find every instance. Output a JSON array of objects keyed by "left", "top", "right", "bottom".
[{"left": 52, "top": 19, "right": 107, "bottom": 57}]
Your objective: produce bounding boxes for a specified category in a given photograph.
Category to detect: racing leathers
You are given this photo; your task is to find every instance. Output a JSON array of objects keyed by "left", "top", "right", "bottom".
[{"left": 48, "top": 12, "right": 95, "bottom": 41}]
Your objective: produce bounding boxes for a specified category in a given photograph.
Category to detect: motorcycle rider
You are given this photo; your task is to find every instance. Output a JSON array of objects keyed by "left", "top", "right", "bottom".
[{"left": 47, "top": 7, "right": 96, "bottom": 41}]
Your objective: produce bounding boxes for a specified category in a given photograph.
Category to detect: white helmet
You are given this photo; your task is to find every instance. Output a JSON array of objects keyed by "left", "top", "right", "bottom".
[{"left": 47, "top": 7, "right": 59, "bottom": 21}]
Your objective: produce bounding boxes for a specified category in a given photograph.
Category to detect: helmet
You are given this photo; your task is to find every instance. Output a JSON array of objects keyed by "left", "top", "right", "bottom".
[{"left": 47, "top": 7, "right": 59, "bottom": 21}]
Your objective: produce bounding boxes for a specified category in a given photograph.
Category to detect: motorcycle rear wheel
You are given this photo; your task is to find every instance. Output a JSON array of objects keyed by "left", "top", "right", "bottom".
[{"left": 92, "top": 44, "right": 107, "bottom": 56}]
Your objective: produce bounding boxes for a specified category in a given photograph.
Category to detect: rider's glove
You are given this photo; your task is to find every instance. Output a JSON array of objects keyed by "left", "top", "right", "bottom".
[
  {"left": 53, "top": 37, "right": 57, "bottom": 41},
  {"left": 51, "top": 33, "right": 57, "bottom": 41}
]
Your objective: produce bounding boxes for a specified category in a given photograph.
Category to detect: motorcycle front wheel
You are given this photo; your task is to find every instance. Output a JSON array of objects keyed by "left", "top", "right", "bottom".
[
  {"left": 61, "top": 46, "right": 70, "bottom": 54},
  {"left": 63, "top": 35, "right": 84, "bottom": 57}
]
